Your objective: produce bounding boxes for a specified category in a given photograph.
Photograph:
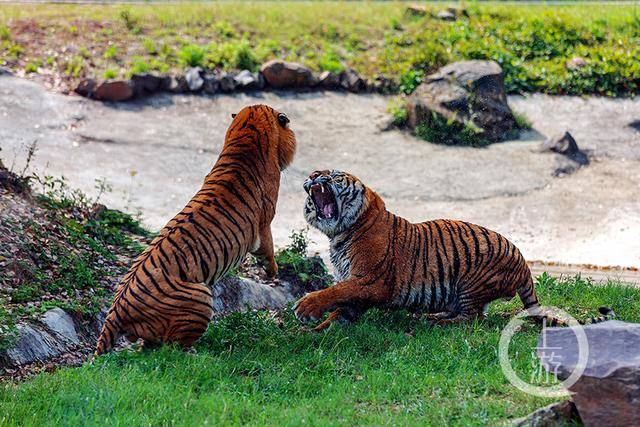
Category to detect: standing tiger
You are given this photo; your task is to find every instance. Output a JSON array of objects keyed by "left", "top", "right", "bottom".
[
  {"left": 95, "top": 105, "right": 296, "bottom": 355},
  {"left": 294, "top": 170, "right": 612, "bottom": 330}
]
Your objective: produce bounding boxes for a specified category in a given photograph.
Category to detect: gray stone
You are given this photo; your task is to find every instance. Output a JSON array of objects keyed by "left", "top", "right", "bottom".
[
  {"left": 407, "top": 60, "right": 517, "bottom": 143},
  {"left": 511, "top": 401, "right": 578, "bottom": 427},
  {"left": 260, "top": 60, "right": 317, "bottom": 89},
  {"left": 437, "top": 10, "right": 456, "bottom": 21},
  {"left": 339, "top": 68, "right": 366, "bottom": 93},
  {"left": 211, "top": 277, "right": 290, "bottom": 313},
  {"left": 538, "top": 320, "right": 640, "bottom": 426},
  {"left": 542, "top": 131, "right": 589, "bottom": 176},
  {"left": 40, "top": 308, "right": 79, "bottom": 345},
  {"left": 317, "top": 71, "right": 340, "bottom": 89},
  {"left": 218, "top": 72, "right": 237, "bottom": 93},
  {"left": 131, "top": 73, "right": 162, "bottom": 96},
  {"left": 185, "top": 67, "right": 204, "bottom": 92},
  {"left": 234, "top": 70, "right": 264, "bottom": 90},
  {"left": 567, "top": 57, "right": 588, "bottom": 70},
  {"left": 202, "top": 74, "right": 220, "bottom": 95}
]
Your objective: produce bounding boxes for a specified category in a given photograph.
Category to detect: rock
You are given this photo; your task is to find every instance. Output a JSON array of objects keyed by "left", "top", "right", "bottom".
[
  {"left": 437, "top": 10, "right": 456, "bottom": 21},
  {"left": 372, "top": 74, "right": 395, "bottom": 94},
  {"left": 339, "top": 68, "right": 366, "bottom": 93},
  {"left": 218, "top": 72, "right": 238, "bottom": 93},
  {"left": 211, "top": 277, "right": 289, "bottom": 313},
  {"left": 130, "top": 73, "right": 162, "bottom": 96},
  {"left": 0, "top": 66, "right": 11, "bottom": 75},
  {"left": 317, "top": 71, "right": 340, "bottom": 89},
  {"left": 202, "top": 74, "right": 220, "bottom": 95},
  {"left": 74, "top": 78, "right": 97, "bottom": 98},
  {"left": 234, "top": 70, "right": 265, "bottom": 91},
  {"left": 406, "top": 60, "right": 517, "bottom": 143},
  {"left": 40, "top": 308, "right": 79, "bottom": 345},
  {"left": 161, "top": 75, "right": 189, "bottom": 93},
  {"left": 185, "top": 67, "right": 204, "bottom": 92},
  {"left": 0, "top": 308, "right": 80, "bottom": 368},
  {"left": 512, "top": 401, "right": 579, "bottom": 427},
  {"left": 542, "top": 131, "right": 589, "bottom": 176},
  {"left": 260, "top": 60, "right": 317, "bottom": 89},
  {"left": 405, "top": 4, "right": 428, "bottom": 17},
  {"left": 538, "top": 320, "right": 640, "bottom": 426},
  {"left": 567, "top": 56, "right": 588, "bottom": 70},
  {"left": 94, "top": 80, "right": 134, "bottom": 102}
]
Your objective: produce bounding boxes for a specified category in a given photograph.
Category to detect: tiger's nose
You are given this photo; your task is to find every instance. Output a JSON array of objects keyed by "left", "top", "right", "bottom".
[{"left": 309, "top": 170, "right": 330, "bottom": 181}]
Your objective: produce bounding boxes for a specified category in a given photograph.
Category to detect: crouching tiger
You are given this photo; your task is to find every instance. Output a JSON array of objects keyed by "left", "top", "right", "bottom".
[
  {"left": 294, "top": 170, "right": 613, "bottom": 331},
  {"left": 95, "top": 105, "right": 297, "bottom": 355}
]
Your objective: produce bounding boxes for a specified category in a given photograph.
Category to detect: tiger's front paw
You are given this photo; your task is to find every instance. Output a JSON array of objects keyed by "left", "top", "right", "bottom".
[{"left": 293, "top": 291, "right": 330, "bottom": 323}]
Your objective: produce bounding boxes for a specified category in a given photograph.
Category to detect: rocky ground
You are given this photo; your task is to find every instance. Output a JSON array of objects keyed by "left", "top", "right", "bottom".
[{"left": 2, "top": 73, "right": 640, "bottom": 280}]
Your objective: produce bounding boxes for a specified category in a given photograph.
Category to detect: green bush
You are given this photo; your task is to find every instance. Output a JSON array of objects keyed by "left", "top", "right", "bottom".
[{"left": 179, "top": 44, "right": 205, "bottom": 67}]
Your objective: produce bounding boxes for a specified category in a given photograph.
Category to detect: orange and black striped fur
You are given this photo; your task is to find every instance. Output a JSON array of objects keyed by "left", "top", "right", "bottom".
[
  {"left": 95, "top": 105, "right": 296, "bottom": 355},
  {"left": 294, "top": 170, "right": 613, "bottom": 331}
]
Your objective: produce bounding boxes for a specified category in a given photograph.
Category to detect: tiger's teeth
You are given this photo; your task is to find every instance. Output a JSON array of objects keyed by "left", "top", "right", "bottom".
[{"left": 321, "top": 186, "right": 325, "bottom": 193}]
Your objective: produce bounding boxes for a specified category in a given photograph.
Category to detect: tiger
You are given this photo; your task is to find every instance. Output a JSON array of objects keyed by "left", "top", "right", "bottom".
[
  {"left": 294, "top": 170, "right": 613, "bottom": 331},
  {"left": 95, "top": 104, "right": 296, "bottom": 355}
]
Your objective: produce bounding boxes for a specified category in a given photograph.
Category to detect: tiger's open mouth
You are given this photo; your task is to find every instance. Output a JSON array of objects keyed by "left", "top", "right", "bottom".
[{"left": 309, "top": 183, "right": 338, "bottom": 220}]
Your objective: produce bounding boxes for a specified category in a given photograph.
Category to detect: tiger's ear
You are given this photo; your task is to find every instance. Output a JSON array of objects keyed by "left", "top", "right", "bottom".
[{"left": 231, "top": 113, "right": 237, "bottom": 119}]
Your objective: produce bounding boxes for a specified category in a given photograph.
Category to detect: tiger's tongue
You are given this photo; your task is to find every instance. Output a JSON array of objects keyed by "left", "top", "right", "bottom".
[{"left": 323, "top": 203, "right": 335, "bottom": 218}]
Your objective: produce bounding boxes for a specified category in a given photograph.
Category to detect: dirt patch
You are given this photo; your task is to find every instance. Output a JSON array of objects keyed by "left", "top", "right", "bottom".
[{"left": 2, "top": 75, "right": 640, "bottom": 275}]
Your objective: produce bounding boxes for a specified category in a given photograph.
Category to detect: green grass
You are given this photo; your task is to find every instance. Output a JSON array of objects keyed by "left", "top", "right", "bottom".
[
  {"left": 1, "top": 276, "right": 638, "bottom": 425},
  {"left": 1, "top": 2, "right": 638, "bottom": 96}
]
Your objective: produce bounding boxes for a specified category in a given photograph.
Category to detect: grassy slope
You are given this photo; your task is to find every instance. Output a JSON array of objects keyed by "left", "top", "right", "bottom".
[
  {"left": 0, "top": 2, "right": 638, "bottom": 95},
  {"left": 1, "top": 277, "right": 638, "bottom": 426}
]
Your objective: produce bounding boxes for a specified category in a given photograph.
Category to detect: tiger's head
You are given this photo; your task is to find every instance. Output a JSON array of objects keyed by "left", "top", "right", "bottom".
[
  {"left": 228, "top": 105, "right": 296, "bottom": 171},
  {"left": 303, "top": 170, "right": 383, "bottom": 237}
]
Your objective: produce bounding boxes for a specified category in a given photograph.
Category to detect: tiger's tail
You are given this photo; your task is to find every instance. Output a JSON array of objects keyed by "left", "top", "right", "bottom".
[
  {"left": 94, "top": 310, "right": 122, "bottom": 356},
  {"left": 517, "top": 275, "right": 615, "bottom": 326}
]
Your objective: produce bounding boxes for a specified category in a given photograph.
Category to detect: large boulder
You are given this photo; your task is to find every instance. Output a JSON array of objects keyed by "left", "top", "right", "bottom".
[
  {"left": 406, "top": 60, "right": 518, "bottom": 143},
  {"left": 260, "top": 60, "right": 317, "bottom": 89},
  {"left": 538, "top": 320, "right": 640, "bottom": 426}
]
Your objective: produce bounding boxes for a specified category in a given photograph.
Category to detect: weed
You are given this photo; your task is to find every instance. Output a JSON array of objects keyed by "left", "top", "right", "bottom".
[
  {"left": 0, "top": 25, "right": 10, "bottom": 41},
  {"left": 514, "top": 112, "right": 532, "bottom": 130},
  {"left": 130, "top": 56, "right": 150, "bottom": 74},
  {"left": 398, "top": 69, "right": 424, "bottom": 95},
  {"left": 142, "top": 38, "right": 157, "bottom": 55},
  {"left": 318, "top": 48, "right": 344, "bottom": 73},
  {"left": 63, "top": 55, "right": 84, "bottom": 78},
  {"left": 179, "top": 44, "right": 205, "bottom": 67},
  {"left": 103, "top": 46, "right": 118, "bottom": 60},
  {"left": 415, "top": 112, "right": 490, "bottom": 146},
  {"left": 387, "top": 97, "right": 408, "bottom": 127},
  {"left": 103, "top": 68, "right": 117, "bottom": 79},
  {"left": 275, "top": 229, "right": 331, "bottom": 291}
]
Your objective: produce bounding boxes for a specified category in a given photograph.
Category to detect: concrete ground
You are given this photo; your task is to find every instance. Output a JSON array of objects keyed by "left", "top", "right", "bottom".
[{"left": 2, "top": 75, "right": 639, "bottom": 282}]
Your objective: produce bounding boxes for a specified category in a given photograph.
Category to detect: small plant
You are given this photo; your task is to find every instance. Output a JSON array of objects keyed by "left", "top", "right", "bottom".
[
  {"left": 514, "top": 111, "right": 532, "bottom": 130},
  {"left": 103, "top": 68, "right": 118, "bottom": 79},
  {"left": 142, "top": 38, "right": 157, "bottom": 55},
  {"left": 24, "top": 61, "right": 38, "bottom": 74},
  {"left": 318, "top": 48, "right": 344, "bottom": 73},
  {"left": 398, "top": 69, "right": 424, "bottom": 95},
  {"left": 275, "top": 229, "right": 331, "bottom": 291},
  {"left": 103, "top": 46, "right": 118, "bottom": 60},
  {"left": 78, "top": 47, "right": 91, "bottom": 59},
  {"left": 415, "top": 112, "right": 490, "bottom": 146},
  {"left": 119, "top": 8, "right": 139, "bottom": 32},
  {"left": 0, "top": 302, "right": 17, "bottom": 351},
  {"left": 233, "top": 41, "right": 258, "bottom": 71},
  {"left": 64, "top": 55, "right": 85, "bottom": 78},
  {"left": 179, "top": 44, "right": 205, "bottom": 67},
  {"left": 387, "top": 97, "right": 408, "bottom": 127},
  {"left": 0, "top": 24, "right": 11, "bottom": 41},
  {"left": 130, "top": 56, "right": 150, "bottom": 74}
]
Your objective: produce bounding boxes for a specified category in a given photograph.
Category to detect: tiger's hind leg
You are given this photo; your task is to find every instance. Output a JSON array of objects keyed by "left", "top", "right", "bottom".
[
  {"left": 164, "top": 281, "right": 214, "bottom": 349},
  {"left": 313, "top": 307, "right": 363, "bottom": 332}
]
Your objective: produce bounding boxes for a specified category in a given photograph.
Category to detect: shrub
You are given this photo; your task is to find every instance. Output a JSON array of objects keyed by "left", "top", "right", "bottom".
[
  {"left": 142, "top": 38, "right": 157, "bottom": 55},
  {"left": 275, "top": 229, "right": 331, "bottom": 291},
  {"left": 0, "top": 25, "right": 10, "bottom": 41},
  {"left": 130, "top": 56, "right": 150, "bottom": 74},
  {"left": 398, "top": 69, "right": 424, "bottom": 95},
  {"left": 415, "top": 112, "right": 490, "bottom": 147},
  {"left": 103, "top": 46, "right": 118, "bottom": 60},
  {"left": 103, "top": 68, "right": 118, "bottom": 79},
  {"left": 179, "top": 44, "right": 205, "bottom": 67},
  {"left": 318, "top": 48, "right": 344, "bottom": 73}
]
